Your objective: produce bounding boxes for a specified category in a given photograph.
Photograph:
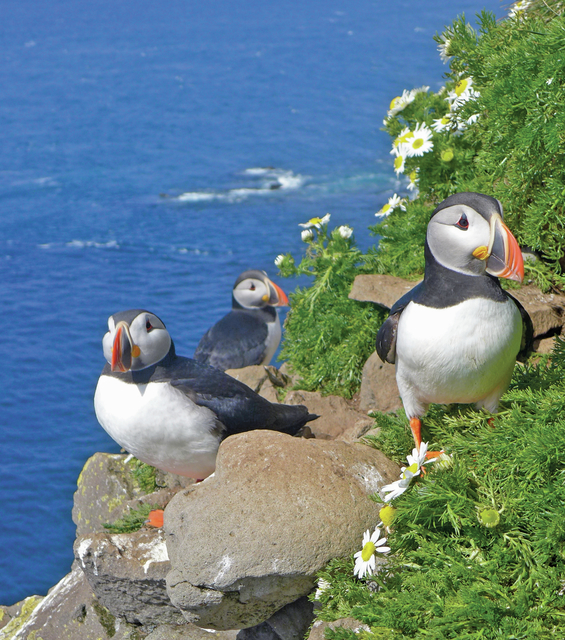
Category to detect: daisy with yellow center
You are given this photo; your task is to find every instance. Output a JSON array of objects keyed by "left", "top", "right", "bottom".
[
  {"left": 353, "top": 527, "right": 390, "bottom": 579},
  {"left": 432, "top": 115, "right": 451, "bottom": 133},
  {"left": 392, "top": 150, "right": 406, "bottom": 176},
  {"left": 376, "top": 193, "right": 406, "bottom": 218},
  {"left": 387, "top": 89, "right": 415, "bottom": 117},
  {"left": 407, "top": 169, "right": 419, "bottom": 192},
  {"left": 508, "top": 0, "right": 532, "bottom": 18},
  {"left": 447, "top": 76, "right": 479, "bottom": 109},
  {"left": 391, "top": 127, "right": 414, "bottom": 151},
  {"left": 298, "top": 213, "right": 331, "bottom": 229},
  {"left": 401, "top": 123, "right": 433, "bottom": 158},
  {"left": 382, "top": 442, "right": 436, "bottom": 502}
]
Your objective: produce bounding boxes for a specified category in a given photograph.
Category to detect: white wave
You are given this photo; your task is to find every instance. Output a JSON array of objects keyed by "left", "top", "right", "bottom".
[
  {"left": 64, "top": 240, "right": 120, "bottom": 249},
  {"left": 243, "top": 167, "right": 276, "bottom": 176},
  {"left": 173, "top": 167, "right": 306, "bottom": 204},
  {"left": 176, "top": 192, "right": 217, "bottom": 202}
]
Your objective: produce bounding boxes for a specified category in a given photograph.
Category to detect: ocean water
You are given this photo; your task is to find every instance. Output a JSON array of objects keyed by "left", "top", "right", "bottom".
[{"left": 0, "top": 0, "right": 503, "bottom": 605}]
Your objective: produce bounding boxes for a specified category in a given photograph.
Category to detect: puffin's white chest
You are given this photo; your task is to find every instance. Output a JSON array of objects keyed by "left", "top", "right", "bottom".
[
  {"left": 94, "top": 376, "right": 221, "bottom": 478},
  {"left": 395, "top": 297, "right": 522, "bottom": 415},
  {"left": 262, "top": 313, "right": 282, "bottom": 365}
]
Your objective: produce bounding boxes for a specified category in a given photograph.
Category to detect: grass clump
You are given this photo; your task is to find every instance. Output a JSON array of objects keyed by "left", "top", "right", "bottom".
[
  {"left": 103, "top": 503, "right": 156, "bottom": 534},
  {"left": 129, "top": 457, "right": 157, "bottom": 494},
  {"left": 276, "top": 217, "right": 386, "bottom": 398},
  {"left": 313, "top": 340, "right": 565, "bottom": 639}
]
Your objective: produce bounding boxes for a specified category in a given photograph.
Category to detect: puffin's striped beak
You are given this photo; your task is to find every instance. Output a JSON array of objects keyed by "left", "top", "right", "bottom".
[
  {"left": 265, "top": 279, "right": 289, "bottom": 307},
  {"left": 111, "top": 321, "right": 133, "bottom": 372},
  {"left": 474, "top": 214, "right": 524, "bottom": 283}
]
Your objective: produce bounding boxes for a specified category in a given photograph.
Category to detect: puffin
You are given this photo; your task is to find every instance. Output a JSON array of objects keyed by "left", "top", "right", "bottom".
[
  {"left": 94, "top": 309, "right": 317, "bottom": 479},
  {"left": 376, "top": 192, "right": 533, "bottom": 452},
  {"left": 194, "top": 270, "right": 288, "bottom": 371}
]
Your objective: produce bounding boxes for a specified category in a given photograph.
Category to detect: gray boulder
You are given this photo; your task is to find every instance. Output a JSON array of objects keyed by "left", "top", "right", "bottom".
[
  {"left": 75, "top": 528, "right": 185, "bottom": 628},
  {"left": 358, "top": 352, "right": 401, "bottom": 414},
  {"left": 0, "top": 563, "right": 140, "bottom": 640},
  {"left": 165, "top": 430, "right": 399, "bottom": 630},
  {"left": 72, "top": 452, "right": 193, "bottom": 537}
]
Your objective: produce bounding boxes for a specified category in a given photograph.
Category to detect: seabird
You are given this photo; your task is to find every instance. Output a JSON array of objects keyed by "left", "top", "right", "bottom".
[
  {"left": 194, "top": 269, "right": 288, "bottom": 371},
  {"left": 376, "top": 192, "right": 533, "bottom": 452},
  {"left": 94, "top": 309, "right": 316, "bottom": 479}
]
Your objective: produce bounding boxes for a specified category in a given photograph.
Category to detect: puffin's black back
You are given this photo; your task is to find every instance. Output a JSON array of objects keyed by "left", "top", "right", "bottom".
[
  {"left": 102, "top": 344, "right": 316, "bottom": 437},
  {"left": 194, "top": 307, "right": 276, "bottom": 370}
]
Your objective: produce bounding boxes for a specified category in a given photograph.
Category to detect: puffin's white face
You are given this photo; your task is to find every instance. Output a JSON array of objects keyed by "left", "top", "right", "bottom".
[
  {"left": 427, "top": 203, "right": 524, "bottom": 281},
  {"left": 427, "top": 204, "right": 491, "bottom": 276},
  {"left": 232, "top": 272, "right": 288, "bottom": 309},
  {"left": 102, "top": 310, "right": 172, "bottom": 372}
]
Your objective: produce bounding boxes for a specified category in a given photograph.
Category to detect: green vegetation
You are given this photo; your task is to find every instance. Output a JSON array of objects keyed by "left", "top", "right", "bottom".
[
  {"left": 277, "top": 218, "right": 386, "bottom": 398},
  {"left": 129, "top": 457, "right": 157, "bottom": 494},
  {"left": 313, "top": 342, "right": 565, "bottom": 638},
  {"left": 103, "top": 503, "right": 156, "bottom": 534}
]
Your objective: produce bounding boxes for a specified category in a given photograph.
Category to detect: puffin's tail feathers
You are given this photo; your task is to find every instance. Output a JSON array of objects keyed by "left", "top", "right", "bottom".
[{"left": 271, "top": 404, "right": 319, "bottom": 436}]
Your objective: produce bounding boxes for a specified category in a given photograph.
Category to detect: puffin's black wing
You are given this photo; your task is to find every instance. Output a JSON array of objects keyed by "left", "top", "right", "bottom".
[
  {"left": 194, "top": 310, "right": 269, "bottom": 371},
  {"left": 160, "top": 356, "right": 315, "bottom": 437},
  {"left": 375, "top": 283, "right": 423, "bottom": 364},
  {"left": 506, "top": 293, "right": 534, "bottom": 362}
]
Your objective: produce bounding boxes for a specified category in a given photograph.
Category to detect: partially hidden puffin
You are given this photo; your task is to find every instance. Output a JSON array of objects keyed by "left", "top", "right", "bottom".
[
  {"left": 194, "top": 270, "right": 288, "bottom": 371},
  {"left": 376, "top": 192, "right": 533, "bottom": 452},
  {"left": 94, "top": 309, "right": 316, "bottom": 479}
]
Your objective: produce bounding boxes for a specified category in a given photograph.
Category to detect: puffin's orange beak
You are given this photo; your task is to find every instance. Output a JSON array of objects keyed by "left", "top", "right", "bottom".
[
  {"left": 266, "top": 279, "right": 289, "bottom": 306},
  {"left": 474, "top": 213, "right": 524, "bottom": 283},
  {"left": 111, "top": 321, "right": 133, "bottom": 372}
]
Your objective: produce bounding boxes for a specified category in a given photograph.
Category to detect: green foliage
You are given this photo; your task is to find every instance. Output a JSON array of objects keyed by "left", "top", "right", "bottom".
[
  {"left": 277, "top": 218, "right": 386, "bottom": 398},
  {"left": 375, "top": 3, "right": 565, "bottom": 288},
  {"left": 129, "top": 457, "right": 157, "bottom": 494},
  {"left": 103, "top": 503, "right": 155, "bottom": 533},
  {"left": 314, "top": 340, "right": 565, "bottom": 639}
]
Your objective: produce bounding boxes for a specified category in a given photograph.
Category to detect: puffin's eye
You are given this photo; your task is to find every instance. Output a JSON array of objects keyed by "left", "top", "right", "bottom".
[
  {"left": 146, "top": 320, "right": 153, "bottom": 332},
  {"left": 249, "top": 283, "right": 256, "bottom": 291},
  {"left": 455, "top": 213, "right": 469, "bottom": 230}
]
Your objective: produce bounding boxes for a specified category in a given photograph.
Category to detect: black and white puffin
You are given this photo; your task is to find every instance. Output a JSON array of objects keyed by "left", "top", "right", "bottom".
[
  {"left": 194, "top": 269, "right": 288, "bottom": 371},
  {"left": 376, "top": 192, "right": 533, "bottom": 452},
  {"left": 94, "top": 309, "right": 316, "bottom": 479}
]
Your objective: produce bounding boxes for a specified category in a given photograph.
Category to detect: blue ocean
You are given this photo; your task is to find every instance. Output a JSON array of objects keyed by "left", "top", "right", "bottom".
[{"left": 1, "top": 0, "right": 503, "bottom": 604}]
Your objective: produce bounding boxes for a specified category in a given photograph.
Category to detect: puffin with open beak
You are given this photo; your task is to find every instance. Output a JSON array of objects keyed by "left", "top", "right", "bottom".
[
  {"left": 376, "top": 192, "right": 533, "bottom": 453},
  {"left": 94, "top": 309, "right": 316, "bottom": 479},
  {"left": 194, "top": 269, "right": 289, "bottom": 371}
]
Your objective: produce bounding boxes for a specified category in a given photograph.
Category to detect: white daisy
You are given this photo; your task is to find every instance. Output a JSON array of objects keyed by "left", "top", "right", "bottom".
[
  {"left": 387, "top": 89, "right": 415, "bottom": 117},
  {"left": 432, "top": 115, "right": 452, "bottom": 133},
  {"left": 447, "top": 76, "right": 479, "bottom": 110},
  {"left": 400, "top": 123, "right": 433, "bottom": 157},
  {"left": 406, "top": 169, "right": 419, "bottom": 192},
  {"left": 274, "top": 254, "right": 284, "bottom": 267},
  {"left": 298, "top": 213, "right": 331, "bottom": 229},
  {"left": 337, "top": 225, "right": 353, "bottom": 239},
  {"left": 314, "top": 578, "right": 331, "bottom": 600},
  {"left": 508, "top": 0, "right": 532, "bottom": 18},
  {"left": 382, "top": 461, "right": 421, "bottom": 501},
  {"left": 376, "top": 193, "right": 406, "bottom": 218},
  {"left": 391, "top": 127, "right": 414, "bottom": 152},
  {"left": 437, "top": 38, "right": 451, "bottom": 63},
  {"left": 392, "top": 149, "right": 406, "bottom": 176},
  {"left": 301, "top": 229, "right": 314, "bottom": 242},
  {"left": 353, "top": 527, "right": 390, "bottom": 579}
]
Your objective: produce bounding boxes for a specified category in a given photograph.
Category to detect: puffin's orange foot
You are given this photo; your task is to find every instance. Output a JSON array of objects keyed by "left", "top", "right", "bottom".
[
  {"left": 146, "top": 509, "right": 164, "bottom": 528},
  {"left": 409, "top": 417, "right": 422, "bottom": 449},
  {"left": 425, "top": 450, "right": 444, "bottom": 460}
]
